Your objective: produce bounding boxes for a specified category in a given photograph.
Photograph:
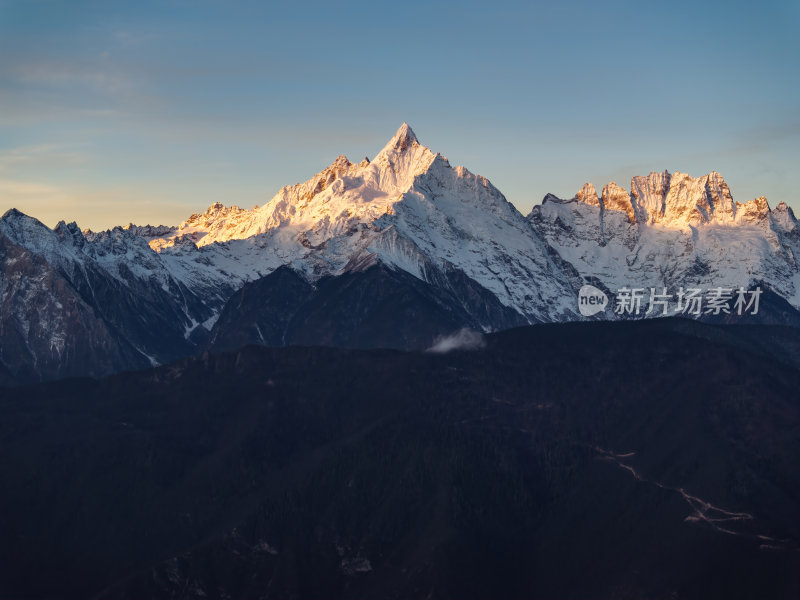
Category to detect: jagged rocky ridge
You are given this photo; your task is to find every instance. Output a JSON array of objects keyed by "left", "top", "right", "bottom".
[
  {"left": 529, "top": 171, "right": 800, "bottom": 305},
  {"left": 2, "top": 124, "right": 799, "bottom": 383}
]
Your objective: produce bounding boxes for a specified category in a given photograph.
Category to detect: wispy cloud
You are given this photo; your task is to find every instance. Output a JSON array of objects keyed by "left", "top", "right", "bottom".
[
  {"left": 0, "top": 144, "right": 88, "bottom": 171},
  {"left": 0, "top": 50, "right": 160, "bottom": 127},
  {"left": 0, "top": 178, "right": 66, "bottom": 198},
  {"left": 427, "top": 329, "right": 486, "bottom": 353},
  {"left": 0, "top": 89, "right": 124, "bottom": 126},
  {"left": 10, "top": 60, "right": 135, "bottom": 94}
]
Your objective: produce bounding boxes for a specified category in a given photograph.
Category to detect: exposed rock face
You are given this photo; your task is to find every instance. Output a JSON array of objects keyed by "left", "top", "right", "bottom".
[
  {"left": 576, "top": 182, "right": 600, "bottom": 207},
  {"left": 627, "top": 170, "right": 740, "bottom": 226},
  {"left": 771, "top": 202, "right": 798, "bottom": 234},
  {"left": 601, "top": 181, "right": 635, "bottom": 220}
]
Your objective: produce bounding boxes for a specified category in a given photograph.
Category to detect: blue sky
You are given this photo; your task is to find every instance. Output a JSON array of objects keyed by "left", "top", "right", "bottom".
[{"left": 1, "top": 0, "right": 798, "bottom": 230}]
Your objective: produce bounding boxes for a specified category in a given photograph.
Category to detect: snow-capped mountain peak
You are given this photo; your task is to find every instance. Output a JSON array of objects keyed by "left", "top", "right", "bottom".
[
  {"left": 601, "top": 181, "right": 636, "bottom": 221},
  {"left": 143, "top": 126, "right": 435, "bottom": 251},
  {"left": 575, "top": 183, "right": 600, "bottom": 207},
  {"left": 379, "top": 122, "right": 419, "bottom": 154},
  {"left": 772, "top": 201, "right": 798, "bottom": 233},
  {"left": 126, "top": 124, "right": 580, "bottom": 320}
]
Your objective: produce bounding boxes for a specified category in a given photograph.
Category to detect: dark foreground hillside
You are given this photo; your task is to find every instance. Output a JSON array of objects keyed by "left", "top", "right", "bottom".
[{"left": 0, "top": 319, "right": 798, "bottom": 600}]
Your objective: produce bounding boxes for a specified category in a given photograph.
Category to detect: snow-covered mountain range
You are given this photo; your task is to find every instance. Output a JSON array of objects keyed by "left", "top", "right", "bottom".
[
  {"left": 529, "top": 172, "right": 800, "bottom": 303},
  {"left": 2, "top": 124, "right": 799, "bottom": 383},
  {"left": 131, "top": 124, "right": 580, "bottom": 320}
]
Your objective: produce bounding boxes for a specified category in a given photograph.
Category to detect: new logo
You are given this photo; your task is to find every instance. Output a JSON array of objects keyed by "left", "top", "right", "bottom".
[{"left": 578, "top": 285, "right": 608, "bottom": 316}]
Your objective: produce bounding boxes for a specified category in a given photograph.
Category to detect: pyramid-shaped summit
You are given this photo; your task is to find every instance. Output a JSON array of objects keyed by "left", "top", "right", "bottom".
[{"left": 381, "top": 122, "right": 419, "bottom": 154}]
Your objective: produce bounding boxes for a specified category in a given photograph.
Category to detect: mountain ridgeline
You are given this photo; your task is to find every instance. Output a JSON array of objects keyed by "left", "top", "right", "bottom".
[{"left": 2, "top": 124, "right": 800, "bottom": 383}]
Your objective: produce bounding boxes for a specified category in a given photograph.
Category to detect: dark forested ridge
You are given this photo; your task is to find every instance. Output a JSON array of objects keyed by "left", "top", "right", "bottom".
[
  {"left": 206, "top": 264, "right": 528, "bottom": 354},
  {"left": 0, "top": 319, "right": 798, "bottom": 600}
]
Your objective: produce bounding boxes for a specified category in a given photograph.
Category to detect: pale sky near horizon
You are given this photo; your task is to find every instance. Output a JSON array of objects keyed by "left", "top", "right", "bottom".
[{"left": 1, "top": 0, "right": 798, "bottom": 231}]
